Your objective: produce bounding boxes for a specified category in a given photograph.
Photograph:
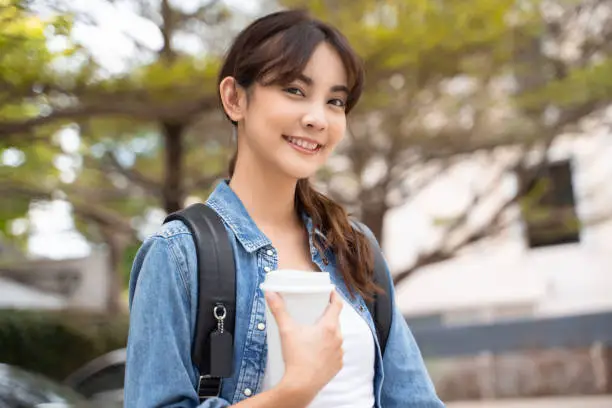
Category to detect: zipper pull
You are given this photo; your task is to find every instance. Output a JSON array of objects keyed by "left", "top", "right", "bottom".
[
  {"left": 214, "top": 304, "right": 226, "bottom": 334},
  {"left": 210, "top": 303, "right": 233, "bottom": 377}
]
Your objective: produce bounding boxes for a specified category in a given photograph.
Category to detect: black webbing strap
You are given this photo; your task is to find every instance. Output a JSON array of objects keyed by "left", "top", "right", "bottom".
[
  {"left": 164, "top": 203, "right": 236, "bottom": 402},
  {"left": 353, "top": 221, "right": 393, "bottom": 357}
]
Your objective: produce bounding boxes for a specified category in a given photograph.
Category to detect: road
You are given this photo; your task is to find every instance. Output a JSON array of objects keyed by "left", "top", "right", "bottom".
[{"left": 446, "top": 395, "right": 612, "bottom": 408}]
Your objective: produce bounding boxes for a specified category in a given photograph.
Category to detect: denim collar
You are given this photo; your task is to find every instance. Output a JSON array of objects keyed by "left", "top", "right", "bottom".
[{"left": 206, "top": 180, "right": 326, "bottom": 253}]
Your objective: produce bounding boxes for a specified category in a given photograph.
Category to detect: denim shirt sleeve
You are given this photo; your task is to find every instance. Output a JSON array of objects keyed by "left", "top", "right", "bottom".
[
  {"left": 380, "top": 283, "right": 446, "bottom": 407},
  {"left": 124, "top": 233, "right": 230, "bottom": 408}
]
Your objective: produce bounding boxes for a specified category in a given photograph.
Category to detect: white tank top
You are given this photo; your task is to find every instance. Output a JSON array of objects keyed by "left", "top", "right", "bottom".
[{"left": 262, "top": 296, "right": 376, "bottom": 408}]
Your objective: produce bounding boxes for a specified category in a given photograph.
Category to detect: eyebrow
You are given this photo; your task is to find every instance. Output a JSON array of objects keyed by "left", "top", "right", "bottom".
[{"left": 296, "top": 74, "right": 349, "bottom": 95}]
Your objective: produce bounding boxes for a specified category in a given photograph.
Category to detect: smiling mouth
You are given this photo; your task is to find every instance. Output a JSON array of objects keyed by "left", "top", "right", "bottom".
[{"left": 283, "top": 135, "right": 323, "bottom": 153}]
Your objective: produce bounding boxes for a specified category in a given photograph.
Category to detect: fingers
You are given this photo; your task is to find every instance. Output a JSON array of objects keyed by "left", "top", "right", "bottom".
[
  {"left": 265, "top": 292, "right": 291, "bottom": 327},
  {"left": 329, "top": 290, "right": 343, "bottom": 314},
  {"left": 318, "top": 290, "right": 343, "bottom": 324}
]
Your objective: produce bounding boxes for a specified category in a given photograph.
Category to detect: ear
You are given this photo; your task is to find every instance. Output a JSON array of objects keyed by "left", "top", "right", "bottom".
[{"left": 219, "top": 76, "right": 247, "bottom": 123}]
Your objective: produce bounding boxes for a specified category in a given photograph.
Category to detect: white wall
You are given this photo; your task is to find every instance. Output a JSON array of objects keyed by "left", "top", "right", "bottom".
[
  {"left": 0, "top": 248, "right": 111, "bottom": 312},
  {"left": 386, "top": 130, "right": 612, "bottom": 321},
  {"left": 394, "top": 242, "right": 612, "bottom": 322},
  {"left": 65, "top": 248, "right": 110, "bottom": 311},
  {"left": 0, "top": 277, "right": 67, "bottom": 310}
]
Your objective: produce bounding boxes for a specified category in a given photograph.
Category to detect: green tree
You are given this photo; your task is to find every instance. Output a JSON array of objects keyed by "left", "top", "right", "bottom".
[
  {"left": 0, "top": 0, "right": 72, "bottom": 244},
  {"left": 0, "top": 0, "right": 235, "bottom": 313}
]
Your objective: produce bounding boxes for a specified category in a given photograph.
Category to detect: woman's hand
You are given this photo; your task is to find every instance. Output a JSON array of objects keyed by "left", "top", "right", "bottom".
[{"left": 265, "top": 290, "right": 344, "bottom": 400}]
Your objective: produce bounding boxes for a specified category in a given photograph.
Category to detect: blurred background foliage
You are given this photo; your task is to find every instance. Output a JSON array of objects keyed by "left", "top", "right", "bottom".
[{"left": 0, "top": 308, "right": 128, "bottom": 380}]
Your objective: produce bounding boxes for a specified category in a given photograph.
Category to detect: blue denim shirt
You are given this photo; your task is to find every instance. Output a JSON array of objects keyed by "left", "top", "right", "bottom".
[{"left": 125, "top": 180, "right": 444, "bottom": 407}]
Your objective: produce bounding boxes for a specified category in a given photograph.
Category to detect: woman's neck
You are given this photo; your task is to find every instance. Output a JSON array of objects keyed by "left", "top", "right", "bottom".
[{"left": 229, "top": 154, "right": 301, "bottom": 232}]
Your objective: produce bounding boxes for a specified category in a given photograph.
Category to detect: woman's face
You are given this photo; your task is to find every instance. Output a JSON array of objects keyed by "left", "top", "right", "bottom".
[{"left": 233, "top": 42, "right": 349, "bottom": 180}]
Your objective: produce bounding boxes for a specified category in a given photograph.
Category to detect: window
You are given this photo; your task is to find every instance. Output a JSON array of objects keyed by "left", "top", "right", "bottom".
[{"left": 516, "top": 159, "right": 580, "bottom": 248}]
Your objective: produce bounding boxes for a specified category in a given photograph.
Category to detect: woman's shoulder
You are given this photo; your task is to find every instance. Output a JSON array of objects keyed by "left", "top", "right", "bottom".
[
  {"left": 130, "top": 219, "right": 199, "bottom": 307},
  {"left": 134, "top": 220, "right": 197, "bottom": 264},
  {"left": 143, "top": 220, "right": 198, "bottom": 274},
  {"left": 135, "top": 219, "right": 193, "bottom": 255},
  {"left": 152, "top": 219, "right": 192, "bottom": 240}
]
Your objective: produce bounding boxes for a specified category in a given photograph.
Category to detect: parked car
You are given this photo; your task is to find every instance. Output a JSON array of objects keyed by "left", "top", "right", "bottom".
[
  {"left": 0, "top": 363, "right": 101, "bottom": 408},
  {"left": 64, "top": 349, "right": 125, "bottom": 405}
]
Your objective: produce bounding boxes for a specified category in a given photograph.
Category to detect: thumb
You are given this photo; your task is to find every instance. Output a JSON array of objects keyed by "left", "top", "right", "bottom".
[
  {"left": 318, "top": 290, "right": 343, "bottom": 324},
  {"left": 265, "top": 292, "right": 291, "bottom": 327}
]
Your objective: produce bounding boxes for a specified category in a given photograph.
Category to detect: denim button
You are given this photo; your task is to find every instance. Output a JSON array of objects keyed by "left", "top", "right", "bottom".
[
  {"left": 266, "top": 249, "right": 274, "bottom": 256},
  {"left": 264, "top": 266, "right": 271, "bottom": 273},
  {"left": 244, "top": 388, "right": 253, "bottom": 397},
  {"left": 257, "top": 323, "right": 266, "bottom": 331}
]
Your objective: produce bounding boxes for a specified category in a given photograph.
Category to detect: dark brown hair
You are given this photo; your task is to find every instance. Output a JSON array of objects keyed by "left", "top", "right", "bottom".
[{"left": 218, "top": 10, "right": 378, "bottom": 299}]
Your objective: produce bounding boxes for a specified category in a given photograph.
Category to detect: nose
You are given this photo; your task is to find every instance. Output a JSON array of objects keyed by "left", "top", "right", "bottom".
[{"left": 301, "top": 103, "right": 328, "bottom": 132}]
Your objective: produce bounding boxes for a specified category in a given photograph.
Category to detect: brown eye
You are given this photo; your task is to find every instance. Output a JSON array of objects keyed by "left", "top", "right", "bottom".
[
  {"left": 329, "top": 98, "right": 346, "bottom": 108},
  {"left": 284, "top": 87, "right": 305, "bottom": 97}
]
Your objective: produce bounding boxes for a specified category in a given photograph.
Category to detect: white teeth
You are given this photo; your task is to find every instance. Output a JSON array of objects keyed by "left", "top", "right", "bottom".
[{"left": 288, "top": 137, "right": 319, "bottom": 151}]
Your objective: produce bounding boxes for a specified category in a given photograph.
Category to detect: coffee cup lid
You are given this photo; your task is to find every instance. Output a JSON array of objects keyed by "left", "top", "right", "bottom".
[{"left": 260, "top": 270, "right": 334, "bottom": 293}]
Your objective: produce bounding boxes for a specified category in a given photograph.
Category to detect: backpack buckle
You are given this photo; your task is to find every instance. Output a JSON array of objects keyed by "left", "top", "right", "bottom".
[{"left": 197, "top": 375, "right": 221, "bottom": 401}]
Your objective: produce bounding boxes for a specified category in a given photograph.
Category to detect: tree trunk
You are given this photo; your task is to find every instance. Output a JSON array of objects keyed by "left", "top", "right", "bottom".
[
  {"left": 101, "top": 227, "right": 129, "bottom": 315},
  {"left": 160, "top": 0, "right": 177, "bottom": 63},
  {"left": 159, "top": 0, "right": 183, "bottom": 214},
  {"left": 393, "top": 250, "right": 454, "bottom": 285},
  {"left": 162, "top": 122, "right": 185, "bottom": 213}
]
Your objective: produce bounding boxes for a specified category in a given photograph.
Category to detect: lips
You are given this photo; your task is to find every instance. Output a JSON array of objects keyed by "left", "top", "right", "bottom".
[{"left": 283, "top": 135, "right": 323, "bottom": 153}]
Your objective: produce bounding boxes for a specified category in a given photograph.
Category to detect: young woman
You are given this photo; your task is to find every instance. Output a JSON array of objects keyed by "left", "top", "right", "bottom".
[{"left": 125, "top": 9, "right": 444, "bottom": 408}]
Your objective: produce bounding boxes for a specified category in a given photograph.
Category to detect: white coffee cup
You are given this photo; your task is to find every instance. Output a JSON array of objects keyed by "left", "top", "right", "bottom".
[{"left": 260, "top": 270, "right": 335, "bottom": 390}]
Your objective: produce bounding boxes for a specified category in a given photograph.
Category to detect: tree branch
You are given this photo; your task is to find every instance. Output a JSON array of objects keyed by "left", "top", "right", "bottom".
[
  {"left": 101, "top": 151, "right": 162, "bottom": 196},
  {"left": 63, "top": 185, "right": 140, "bottom": 202},
  {"left": 180, "top": 0, "right": 222, "bottom": 22},
  {"left": 392, "top": 189, "right": 517, "bottom": 284},
  {"left": 0, "top": 182, "right": 136, "bottom": 238},
  {"left": 70, "top": 201, "right": 136, "bottom": 238},
  {"left": 186, "top": 173, "right": 223, "bottom": 192},
  {"left": 0, "top": 95, "right": 218, "bottom": 138}
]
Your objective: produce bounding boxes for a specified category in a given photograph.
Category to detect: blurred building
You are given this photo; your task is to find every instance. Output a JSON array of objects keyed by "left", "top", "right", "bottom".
[
  {"left": 387, "top": 131, "right": 612, "bottom": 325},
  {"left": 395, "top": 242, "right": 612, "bottom": 327},
  {"left": 0, "top": 248, "right": 110, "bottom": 312}
]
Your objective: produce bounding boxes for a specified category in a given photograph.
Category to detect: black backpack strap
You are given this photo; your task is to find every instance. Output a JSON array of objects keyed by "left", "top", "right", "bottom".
[
  {"left": 352, "top": 221, "right": 393, "bottom": 357},
  {"left": 164, "top": 203, "right": 236, "bottom": 402}
]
